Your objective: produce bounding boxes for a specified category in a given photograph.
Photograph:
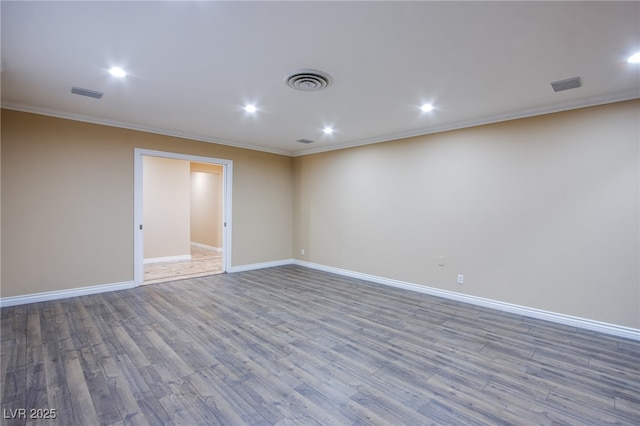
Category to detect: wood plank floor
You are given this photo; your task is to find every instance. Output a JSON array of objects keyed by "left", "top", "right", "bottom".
[{"left": 1, "top": 265, "right": 639, "bottom": 425}]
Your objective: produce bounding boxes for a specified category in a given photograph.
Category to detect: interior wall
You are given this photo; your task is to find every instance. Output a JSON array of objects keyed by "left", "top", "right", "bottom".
[
  {"left": 0, "top": 109, "right": 294, "bottom": 298},
  {"left": 1, "top": 101, "right": 637, "bottom": 330},
  {"left": 143, "top": 156, "right": 191, "bottom": 260},
  {"left": 293, "top": 100, "right": 640, "bottom": 329},
  {"left": 190, "top": 162, "right": 223, "bottom": 249}
]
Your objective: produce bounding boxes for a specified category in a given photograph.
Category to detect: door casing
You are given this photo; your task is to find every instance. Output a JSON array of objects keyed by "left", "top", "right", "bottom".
[{"left": 134, "top": 148, "right": 233, "bottom": 286}]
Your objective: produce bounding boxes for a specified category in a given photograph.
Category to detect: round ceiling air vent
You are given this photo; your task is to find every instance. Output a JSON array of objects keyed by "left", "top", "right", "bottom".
[{"left": 285, "top": 69, "right": 332, "bottom": 91}]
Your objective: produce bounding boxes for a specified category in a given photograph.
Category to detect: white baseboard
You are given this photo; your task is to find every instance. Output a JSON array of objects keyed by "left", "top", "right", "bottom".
[
  {"left": 143, "top": 254, "right": 191, "bottom": 265},
  {"left": 228, "top": 258, "right": 294, "bottom": 273},
  {"left": 190, "top": 242, "right": 222, "bottom": 252},
  {"left": 0, "top": 281, "right": 136, "bottom": 307},
  {"left": 3, "top": 259, "right": 636, "bottom": 341},
  {"left": 292, "top": 260, "right": 640, "bottom": 341}
]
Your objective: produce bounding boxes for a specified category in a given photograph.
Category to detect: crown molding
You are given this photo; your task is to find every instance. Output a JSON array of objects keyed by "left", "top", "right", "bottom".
[
  {"left": 291, "top": 89, "right": 640, "bottom": 157},
  {"left": 4, "top": 88, "right": 639, "bottom": 158},
  {"left": 0, "top": 102, "right": 293, "bottom": 157}
]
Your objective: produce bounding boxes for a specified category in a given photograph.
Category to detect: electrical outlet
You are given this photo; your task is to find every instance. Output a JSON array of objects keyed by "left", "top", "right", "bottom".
[
  {"left": 301, "top": 249, "right": 305, "bottom": 256},
  {"left": 438, "top": 256, "right": 445, "bottom": 266},
  {"left": 457, "top": 274, "right": 464, "bottom": 284}
]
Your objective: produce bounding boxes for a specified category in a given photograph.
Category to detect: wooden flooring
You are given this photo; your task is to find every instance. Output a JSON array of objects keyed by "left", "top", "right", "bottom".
[{"left": 1, "top": 265, "right": 639, "bottom": 425}]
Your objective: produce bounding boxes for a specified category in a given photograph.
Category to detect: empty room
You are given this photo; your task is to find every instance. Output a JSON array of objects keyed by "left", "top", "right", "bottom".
[{"left": 1, "top": 1, "right": 639, "bottom": 425}]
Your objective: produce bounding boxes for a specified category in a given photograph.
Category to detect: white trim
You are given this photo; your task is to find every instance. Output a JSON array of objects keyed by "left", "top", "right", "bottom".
[
  {"left": 5, "top": 89, "right": 639, "bottom": 158},
  {"left": 2, "top": 258, "right": 636, "bottom": 341},
  {"left": 134, "top": 150, "right": 144, "bottom": 286},
  {"left": 190, "top": 242, "right": 222, "bottom": 252},
  {"left": 291, "top": 89, "right": 640, "bottom": 157},
  {"left": 143, "top": 254, "right": 191, "bottom": 265},
  {"left": 223, "top": 161, "right": 233, "bottom": 273},
  {"left": 228, "top": 259, "right": 295, "bottom": 273},
  {"left": 0, "top": 281, "right": 136, "bottom": 307},
  {"left": 292, "top": 260, "right": 640, "bottom": 341},
  {"left": 134, "top": 149, "right": 233, "bottom": 285},
  {"left": 1, "top": 102, "right": 291, "bottom": 156}
]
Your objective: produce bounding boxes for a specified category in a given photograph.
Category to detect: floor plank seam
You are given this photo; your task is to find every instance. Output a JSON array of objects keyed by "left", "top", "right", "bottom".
[{"left": 1, "top": 265, "right": 639, "bottom": 425}]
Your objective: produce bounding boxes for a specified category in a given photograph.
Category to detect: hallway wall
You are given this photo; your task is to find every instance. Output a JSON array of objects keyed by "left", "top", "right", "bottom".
[
  {"left": 190, "top": 162, "right": 223, "bottom": 250},
  {"left": 143, "top": 156, "right": 191, "bottom": 260}
]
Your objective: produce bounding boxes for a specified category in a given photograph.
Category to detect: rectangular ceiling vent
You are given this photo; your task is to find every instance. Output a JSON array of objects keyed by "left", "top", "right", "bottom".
[
  {"left": 296, "top": 138, "right": 314, "bottom": 144},
  {"left": 71, "top": 86, "right": 103, "bottom": 99},
  {"left": 550, "top": 77, "right": 582, "bottom": 92}
]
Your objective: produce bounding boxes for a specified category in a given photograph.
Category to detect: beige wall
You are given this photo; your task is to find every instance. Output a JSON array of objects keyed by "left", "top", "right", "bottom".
[
  {"left": 293, "top": 100, "right": 640, "bottom": 328},
  {"left": 1, "top": 101, "right": 638, "bottom": 329},
  {"left": 143, "top": 156, "right": 191, "bottom": 260},
  {"left": 1, "top": 109, "right": 294, "bottom": 297},
  {"left": 190, "top": 163, "right": 223, "bottom": 249}
]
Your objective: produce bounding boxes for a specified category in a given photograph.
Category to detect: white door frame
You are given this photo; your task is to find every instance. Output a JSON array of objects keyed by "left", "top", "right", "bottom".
[{"left": 134, "top": 148, "right": 233, "bottom": 286}]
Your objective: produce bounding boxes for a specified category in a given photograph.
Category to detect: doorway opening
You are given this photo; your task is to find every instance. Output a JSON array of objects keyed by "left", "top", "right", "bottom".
[{"left": 134, "top": 149, "right": 232, "bottom": 286}]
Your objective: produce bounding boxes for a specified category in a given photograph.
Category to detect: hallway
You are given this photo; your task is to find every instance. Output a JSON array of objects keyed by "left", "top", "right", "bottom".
[{"left": 144, "top": 245, "right": 223, "bottom": 284}]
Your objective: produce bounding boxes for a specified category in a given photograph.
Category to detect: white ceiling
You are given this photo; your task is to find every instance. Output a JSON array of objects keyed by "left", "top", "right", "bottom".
[{"left": 2, "top": 1, "right": 639, "bottom": 156}]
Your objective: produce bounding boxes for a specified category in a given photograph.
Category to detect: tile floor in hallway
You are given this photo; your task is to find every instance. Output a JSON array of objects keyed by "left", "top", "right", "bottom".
[{"left": 144, "top": 245, "right": 223, "bottom": 284}]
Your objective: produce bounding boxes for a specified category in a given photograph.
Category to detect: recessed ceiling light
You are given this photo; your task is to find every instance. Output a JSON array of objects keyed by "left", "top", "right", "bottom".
[
  {"left": 628, "top": 52, "right": 640, "bottom": 64},
  {"left": 244, "top": 104, "right": 257, "bottom": 113},
  {"left": 323, "top": 127, "right": 334, "bottom": 135},
  {"left": 420, "top": 103, "right": 434, "bottom": 112},
  {"left": 109, "top": 67, "right": 126, "bottom": 77}
]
